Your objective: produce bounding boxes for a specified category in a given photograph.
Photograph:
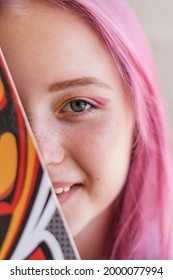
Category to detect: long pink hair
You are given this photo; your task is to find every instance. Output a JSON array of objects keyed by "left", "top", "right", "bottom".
[{"left": 1, "top": 0, "right": 173, "bottom": 259}]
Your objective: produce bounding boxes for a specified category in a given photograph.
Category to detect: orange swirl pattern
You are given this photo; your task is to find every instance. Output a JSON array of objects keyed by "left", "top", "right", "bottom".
[
  {"left": 0, "top": 132, "right": 39, "bottom": 259},
  {"left": 0, "top": 77, "right": 7, "bottom": 110},
  {"left": 0, "top": 132, "right": 18, "bottom": 200}
]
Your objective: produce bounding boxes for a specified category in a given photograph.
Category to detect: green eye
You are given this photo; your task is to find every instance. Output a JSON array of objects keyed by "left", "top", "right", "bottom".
[
  {"left": 61, "top": 99, "right": 91, "bottom": 113},
  {"left": 70, "top": 100, "right": 87, "bottom": 112}
]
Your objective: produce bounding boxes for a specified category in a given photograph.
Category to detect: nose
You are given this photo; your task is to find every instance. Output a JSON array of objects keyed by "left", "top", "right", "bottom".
[
  {"left": 33, "top": 126, "right": 65, "bottom": 166},
  {"left": 39, "top": 136, "right": 65, "bottom": 166}
]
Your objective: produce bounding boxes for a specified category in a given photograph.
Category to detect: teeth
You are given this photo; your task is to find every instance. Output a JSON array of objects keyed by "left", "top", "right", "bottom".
[
  {"left": 64, "top": 187, "right": 71, "bottom": 192},
  {"left": 55, "top": 188, "right": 63, "bottom": 194},
  {"left": 55, "top": 186, "right": 71, "bottom": 194}
]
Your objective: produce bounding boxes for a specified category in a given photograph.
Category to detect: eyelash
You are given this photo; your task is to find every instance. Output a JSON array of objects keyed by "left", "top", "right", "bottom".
[{"left": 58, "top": 98, "right": 97, "bottom": 118}]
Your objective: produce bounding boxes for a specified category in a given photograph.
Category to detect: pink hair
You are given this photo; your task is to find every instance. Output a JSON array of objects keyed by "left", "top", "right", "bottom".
[{"left": 1, "top": 0, "right": 173, "bottom": 259}]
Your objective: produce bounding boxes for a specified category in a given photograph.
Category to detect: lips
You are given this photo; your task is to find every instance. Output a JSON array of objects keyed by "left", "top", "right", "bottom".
[{"left": 52, "top": 182, "right": 81, "bottom": 204}]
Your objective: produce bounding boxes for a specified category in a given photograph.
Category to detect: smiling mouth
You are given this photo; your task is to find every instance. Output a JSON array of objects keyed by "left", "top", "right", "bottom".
[
  {"left": 53, "top": 183, "right": 81, "bottom": 204},
  {"left": 55, "top": 186, "right": 72, "bottom": 194}
]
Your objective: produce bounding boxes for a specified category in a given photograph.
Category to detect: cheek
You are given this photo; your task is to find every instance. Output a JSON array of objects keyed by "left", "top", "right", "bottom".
[
  {"left": 72, "top": 109, "right": 133, "bottom": 199},
  {"left": 68, "top": 114, "right": 132, "bottom": 181},
  {"left": 69, "top": 116, "right": 119, "bottom": 160}
]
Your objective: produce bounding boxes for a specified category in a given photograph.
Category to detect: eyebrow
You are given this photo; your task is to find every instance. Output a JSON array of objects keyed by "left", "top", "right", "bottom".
[{"left": 48, "top": 77, "right": 112, "bottom": 92}]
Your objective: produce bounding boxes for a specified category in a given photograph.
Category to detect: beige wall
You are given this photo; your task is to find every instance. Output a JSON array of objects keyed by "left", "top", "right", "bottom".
[{"left": 125, "top": 0, "right": 173, "bottom": 134}]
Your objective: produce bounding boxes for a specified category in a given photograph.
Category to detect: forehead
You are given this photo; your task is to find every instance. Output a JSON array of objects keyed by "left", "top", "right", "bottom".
[{"left": 0, "top": 1, "right": 121, "bottom": 90}]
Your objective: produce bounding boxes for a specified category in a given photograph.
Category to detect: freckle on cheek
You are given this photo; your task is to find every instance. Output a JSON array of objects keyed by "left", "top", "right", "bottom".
[{"left": 96, "top": 177, "right": 100, "bottom": 181}]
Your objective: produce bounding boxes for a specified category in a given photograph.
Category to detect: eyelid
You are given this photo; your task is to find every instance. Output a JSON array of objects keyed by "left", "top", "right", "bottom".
[
  {"left": 54, "top": 96, "right": 110, "bottom": 119},
  {"left": 61, "top": 99, "right": 92, "bottom": 113},
  {"left": 54, "top": 97, "right": 99, "bottom": 121},
  {"left": 55, "top": 97, "right": 97, "bottom": 112}
]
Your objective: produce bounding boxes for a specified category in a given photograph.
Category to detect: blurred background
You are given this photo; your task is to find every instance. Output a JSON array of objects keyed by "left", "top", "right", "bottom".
[{"left": 126, "top": 0, "right": 173, "bottom": 135}]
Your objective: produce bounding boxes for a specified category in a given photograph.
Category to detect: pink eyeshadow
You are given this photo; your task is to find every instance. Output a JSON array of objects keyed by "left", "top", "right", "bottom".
[{"left": 86, "top": 96, "right": 110, "bottom": 106}]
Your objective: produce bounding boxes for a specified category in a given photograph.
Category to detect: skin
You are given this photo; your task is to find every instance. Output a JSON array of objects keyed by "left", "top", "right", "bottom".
[{"left": 0, "top": 1, "right": 134, "bottom": 259}]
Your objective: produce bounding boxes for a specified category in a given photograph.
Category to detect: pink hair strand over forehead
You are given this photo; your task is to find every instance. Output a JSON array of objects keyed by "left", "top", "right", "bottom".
[{"left": 0, "top": 0, "right": 173, "bottom": 259}]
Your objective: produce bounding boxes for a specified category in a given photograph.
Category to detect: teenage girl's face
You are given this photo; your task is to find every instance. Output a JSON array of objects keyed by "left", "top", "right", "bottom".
[{"left": 0, "top": 3, "right": 134, "bottom": 238}]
